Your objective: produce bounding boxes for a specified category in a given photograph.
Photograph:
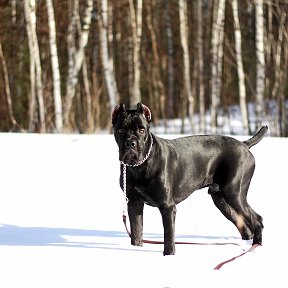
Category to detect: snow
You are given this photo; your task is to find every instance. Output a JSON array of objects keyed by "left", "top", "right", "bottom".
[{"left": 0, "top": 131, "right": 287, "bottom": 287}]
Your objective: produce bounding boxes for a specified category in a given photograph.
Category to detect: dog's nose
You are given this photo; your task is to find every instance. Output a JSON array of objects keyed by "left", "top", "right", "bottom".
[{"left": 125, "top": 139, "right": 137, "bottom": 148}]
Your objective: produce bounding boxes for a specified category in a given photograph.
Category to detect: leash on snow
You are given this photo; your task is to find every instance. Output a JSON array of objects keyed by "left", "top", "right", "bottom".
[
  {"left": 123, "top": 213, "right": 261, "bottom": 270},
  {"left": 122, "top": 213, "right": 240, "bottom": 246},
  {"left": 213, "top": 243, "right": 261, "bottom": 270}
]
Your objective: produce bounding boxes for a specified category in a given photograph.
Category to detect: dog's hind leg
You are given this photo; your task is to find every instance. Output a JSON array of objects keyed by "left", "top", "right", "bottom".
[
  {"left": 211, "top": 153, "right": 263, "bottom": 245},
  {"left": 222, "top": 184, "right": 263, "bottom": 245},
  {"left": 216, "top": 166, "right": 263, "bottom": 244},
  {"left": 209, "top": 186, "right": 254, "bottom": 240}
]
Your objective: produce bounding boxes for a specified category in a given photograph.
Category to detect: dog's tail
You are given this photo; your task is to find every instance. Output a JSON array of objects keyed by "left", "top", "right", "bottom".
[{"left": 243, "top": 125, "right": 268, "bottom": 149}]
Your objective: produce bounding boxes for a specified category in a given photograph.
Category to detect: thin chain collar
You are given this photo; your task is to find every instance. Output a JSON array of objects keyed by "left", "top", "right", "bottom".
[
  {"left": 120, "top": 135, "right": 153, "bottom": 167},
  {"left": 120, "top": 135, "right": 153, "bottom": 216}
]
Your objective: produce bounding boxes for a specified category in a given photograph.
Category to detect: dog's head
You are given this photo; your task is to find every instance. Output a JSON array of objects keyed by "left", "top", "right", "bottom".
[{"left": 112, "top": 103, "right": 152, "bottom": 166}]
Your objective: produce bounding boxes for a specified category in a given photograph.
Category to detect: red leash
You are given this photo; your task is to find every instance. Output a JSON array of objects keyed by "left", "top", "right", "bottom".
[
  {"left": 214, "top": 243, "right": 261, "bottom": 270},
  {"left": 123, "top": 214, "right": 261, "bottom": 269},
  {"left": 122, "top": 214, "right": 240, "bottom": 246}
]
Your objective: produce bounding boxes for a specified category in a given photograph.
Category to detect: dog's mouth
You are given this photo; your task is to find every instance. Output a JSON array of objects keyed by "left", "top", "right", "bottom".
[{"left": 119, "top": 149, "right": 143, "bottom": 165}]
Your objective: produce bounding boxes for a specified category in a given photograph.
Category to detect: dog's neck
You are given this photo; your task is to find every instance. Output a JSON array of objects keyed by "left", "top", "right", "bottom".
[{"left": 120, "top": 134, "right": 153, "bottom": 167}]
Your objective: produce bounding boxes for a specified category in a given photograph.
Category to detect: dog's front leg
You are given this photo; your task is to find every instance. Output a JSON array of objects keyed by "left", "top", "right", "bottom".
[
  {"left": 159, "top": 204, "right": 176, "bottom": 255},
  {"left": 128, "top": 200, "right": 144, "bottom": 246}
]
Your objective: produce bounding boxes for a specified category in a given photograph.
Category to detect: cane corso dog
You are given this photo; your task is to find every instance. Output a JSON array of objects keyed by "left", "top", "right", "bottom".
[{"left": 112, "top": 103, "right": 267, "bottom": 255}]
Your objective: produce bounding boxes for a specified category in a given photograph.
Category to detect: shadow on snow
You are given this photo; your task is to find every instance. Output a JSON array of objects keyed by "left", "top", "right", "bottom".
[{"left": 0, "top": 224, "right": 241, "bottom": 252}]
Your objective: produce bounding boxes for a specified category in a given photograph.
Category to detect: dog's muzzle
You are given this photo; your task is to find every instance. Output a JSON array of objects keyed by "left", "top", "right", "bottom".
[
  {"left": 120, "top": 135, "right": 153, "bottom": 167},
  {"left": 119, "top": 138, "right": 141, "bottom": 165}
]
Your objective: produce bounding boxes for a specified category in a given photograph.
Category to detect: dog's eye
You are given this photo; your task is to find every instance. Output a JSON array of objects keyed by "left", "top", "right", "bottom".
[
  {"left": 117, "top": 129, "right": 123, "bottom": 134},
  {"left": 138, "top": 128, "right": 145, "bottom": 135}
]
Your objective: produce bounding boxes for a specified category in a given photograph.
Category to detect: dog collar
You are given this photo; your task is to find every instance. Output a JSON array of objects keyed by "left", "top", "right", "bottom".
[{"left": 120, "top": 135, "right": 153, "bottom": 167}]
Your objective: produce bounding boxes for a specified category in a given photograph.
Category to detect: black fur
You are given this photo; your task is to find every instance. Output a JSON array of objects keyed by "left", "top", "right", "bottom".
[{"left": 112, "top": 103, "right": 267, "bottom": 255}]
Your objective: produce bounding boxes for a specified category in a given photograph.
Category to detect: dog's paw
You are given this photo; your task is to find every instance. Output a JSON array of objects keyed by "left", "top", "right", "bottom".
[
  {"left": 131, "top": 239, "right": 143, "bottom": 247},
  {"left": 163, "top": 246, "right": 175, "bottom": 256},
  {"left": 240, "top": 226, "right": 253, "bottom": 240}
]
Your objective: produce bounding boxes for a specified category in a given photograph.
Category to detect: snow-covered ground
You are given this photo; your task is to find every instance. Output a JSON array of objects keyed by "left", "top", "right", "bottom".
[{"left": 0, "top": 131, "right": 287, "bottom": 287}]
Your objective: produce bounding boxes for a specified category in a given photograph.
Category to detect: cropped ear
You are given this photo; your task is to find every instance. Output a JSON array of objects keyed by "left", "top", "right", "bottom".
[
  {"left": 112, "top": 104, "right": 125, "bottom": 124},
  {"left": 136, "top": 103, "right": 152, "bottom": 123}
]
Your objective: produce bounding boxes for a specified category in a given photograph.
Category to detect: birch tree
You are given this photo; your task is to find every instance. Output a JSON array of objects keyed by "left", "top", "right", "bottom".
[
  {"left": 63, "top": 0, "right": 93, "bottom": 128},
  {"left": 46, "top": 0, "right": 62, "bottom": 132},
  {"left": 128, "top": 0, "right": 143, "bottom": 107},
  {"left": 24, "top": 0, "right": 46, "bottom": 132},
  {"left": 179, "top": 0, "right": 194, "bottom": 131},
  {"left": 0, "top": 42, "right": 18, "bottom": 129},
  {"left": 231, "top": 0, "right": 249, "bottom": 134},
  {"left": 197, "top": 0, "right": 205, "bottom": 133},
  {"left": 211, "top": 0, "right": 226, "bottom": 133},
  {"left": 255, "top": 0, "right": 265, "bottom": 128},
  {"left": 164, "top": 0, "right": 174, "bottom": 119},
  {"left": 99, "top": 0, "right": 119, "bottom": 111}
]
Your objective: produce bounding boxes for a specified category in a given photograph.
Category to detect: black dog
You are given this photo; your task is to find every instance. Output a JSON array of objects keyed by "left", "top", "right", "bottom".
[{"left": 112, "top": 103, "right": 267, "bottom": 255}]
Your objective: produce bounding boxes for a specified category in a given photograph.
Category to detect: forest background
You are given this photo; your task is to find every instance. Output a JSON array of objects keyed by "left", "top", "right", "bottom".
[{"left": 0, "top": 0, "right": 287, "bottom": 136}]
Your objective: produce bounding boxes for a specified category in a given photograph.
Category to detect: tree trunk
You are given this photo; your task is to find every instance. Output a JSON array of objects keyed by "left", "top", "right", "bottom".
[
  {"left": 82, "top": 53, "right": 93, "bottom": 132},
  {"left": 211, "top": 0, "right": 226, "bottom": 133},
  {"left": 255, "top": 0, "right": 265, "bottom": 129},
  {"left": 265, "top": 2, "right": 273, "bottom": 102},
  {"left": 128, "top": 0, "right": 143, "bottom": 107},
  {"left": 11, "top": 0, "right": 16, "bottom": 23},
  {"left": 63, "top": 0, "right": 93, "bottom": 128},
  {"left": 46, "top": 0, "right": 63, "bottom": 132},
  {"left": 179, "top": 0, "right": 194, "bottom": 132},
  {"left": 0, "top": 42, "right": 18, "bottom": 129},
  {"left": 24, "top": 0, "right": 46, "bottom": 132},
  {"left": 91, "top": 16, "right": 100, "bottom": 131},
  {"left": 99, "top": 0, "right": 119, "bottom": 111},
  {"left": 25, "top": 0, "right": 36, "bottom": 132},
  {"left": 280, "top": 42, "right": 288, "bottom": 137},
  {"left": 164, "top": 0, "right": 174, "bottom": 119},
  {"left": 272, "top": 12, "right": 286, "bottom": 136},
  {"left": 146, "top": 0, "right": 165, "bottom": 120},
  {"left": 197, "top": 0, "right": 205, "bottom": 133},
  {"left": 231, "top": 0, "right": 249, "bottom": 135},
  {"left": 272, "top": 12, "right": 285, "bottom": 99}
]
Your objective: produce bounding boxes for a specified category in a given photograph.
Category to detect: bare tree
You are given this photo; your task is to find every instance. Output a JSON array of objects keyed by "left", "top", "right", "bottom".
[
  {"left": 272, "top": 12, "right": 286, "bottom": 100},
  {"left": 179, "top": 0, "right": 194, "bottom": 131},
  {"left": 231, "top": 0, "right": 249, "bottom": 135},
  {"left": 272, "top": 11, "right": 286, "bottom": 136},
  {"left": 164, "top": 0, "right": 174, "bottom": 119},
  {"left": 128, "top": 0, "right": 143, "bottom": 107},
  {"left": 145, "top": 0, "right": 165, "bottom": 120},
  {"left": 265, "top": 2, "right": 273, "bottom": 101},
  {"left": 24, "top": 0, "right": 46, "bottom": 132},
  {"left": 211, "top": 0, "right": 226, "bottom": 133},
  {"left": 0, "top": 42, "right": 18, "bottom": 129},
  {"left": 197, "top": 0, "right": 205, "bottom": 133},
  {"left": 99, "top": 0, "right": 119, "bottom": 111},
  {"left": 255, "top": 0, "right": 265, "bottom": 129},
  {"left": 82, "top": 52, "right": 93, "bottom": 131},
  {"left": 46, "top": 0, "right": 63, "bottom": 132},
  {"left": 63, "top": 0, "right": 93, "bottom": 128}
]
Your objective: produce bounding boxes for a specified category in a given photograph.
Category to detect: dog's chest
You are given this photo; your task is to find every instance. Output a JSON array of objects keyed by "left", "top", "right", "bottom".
[{"left": 133, "top": 183, "right": 157, "bottom": 207}]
